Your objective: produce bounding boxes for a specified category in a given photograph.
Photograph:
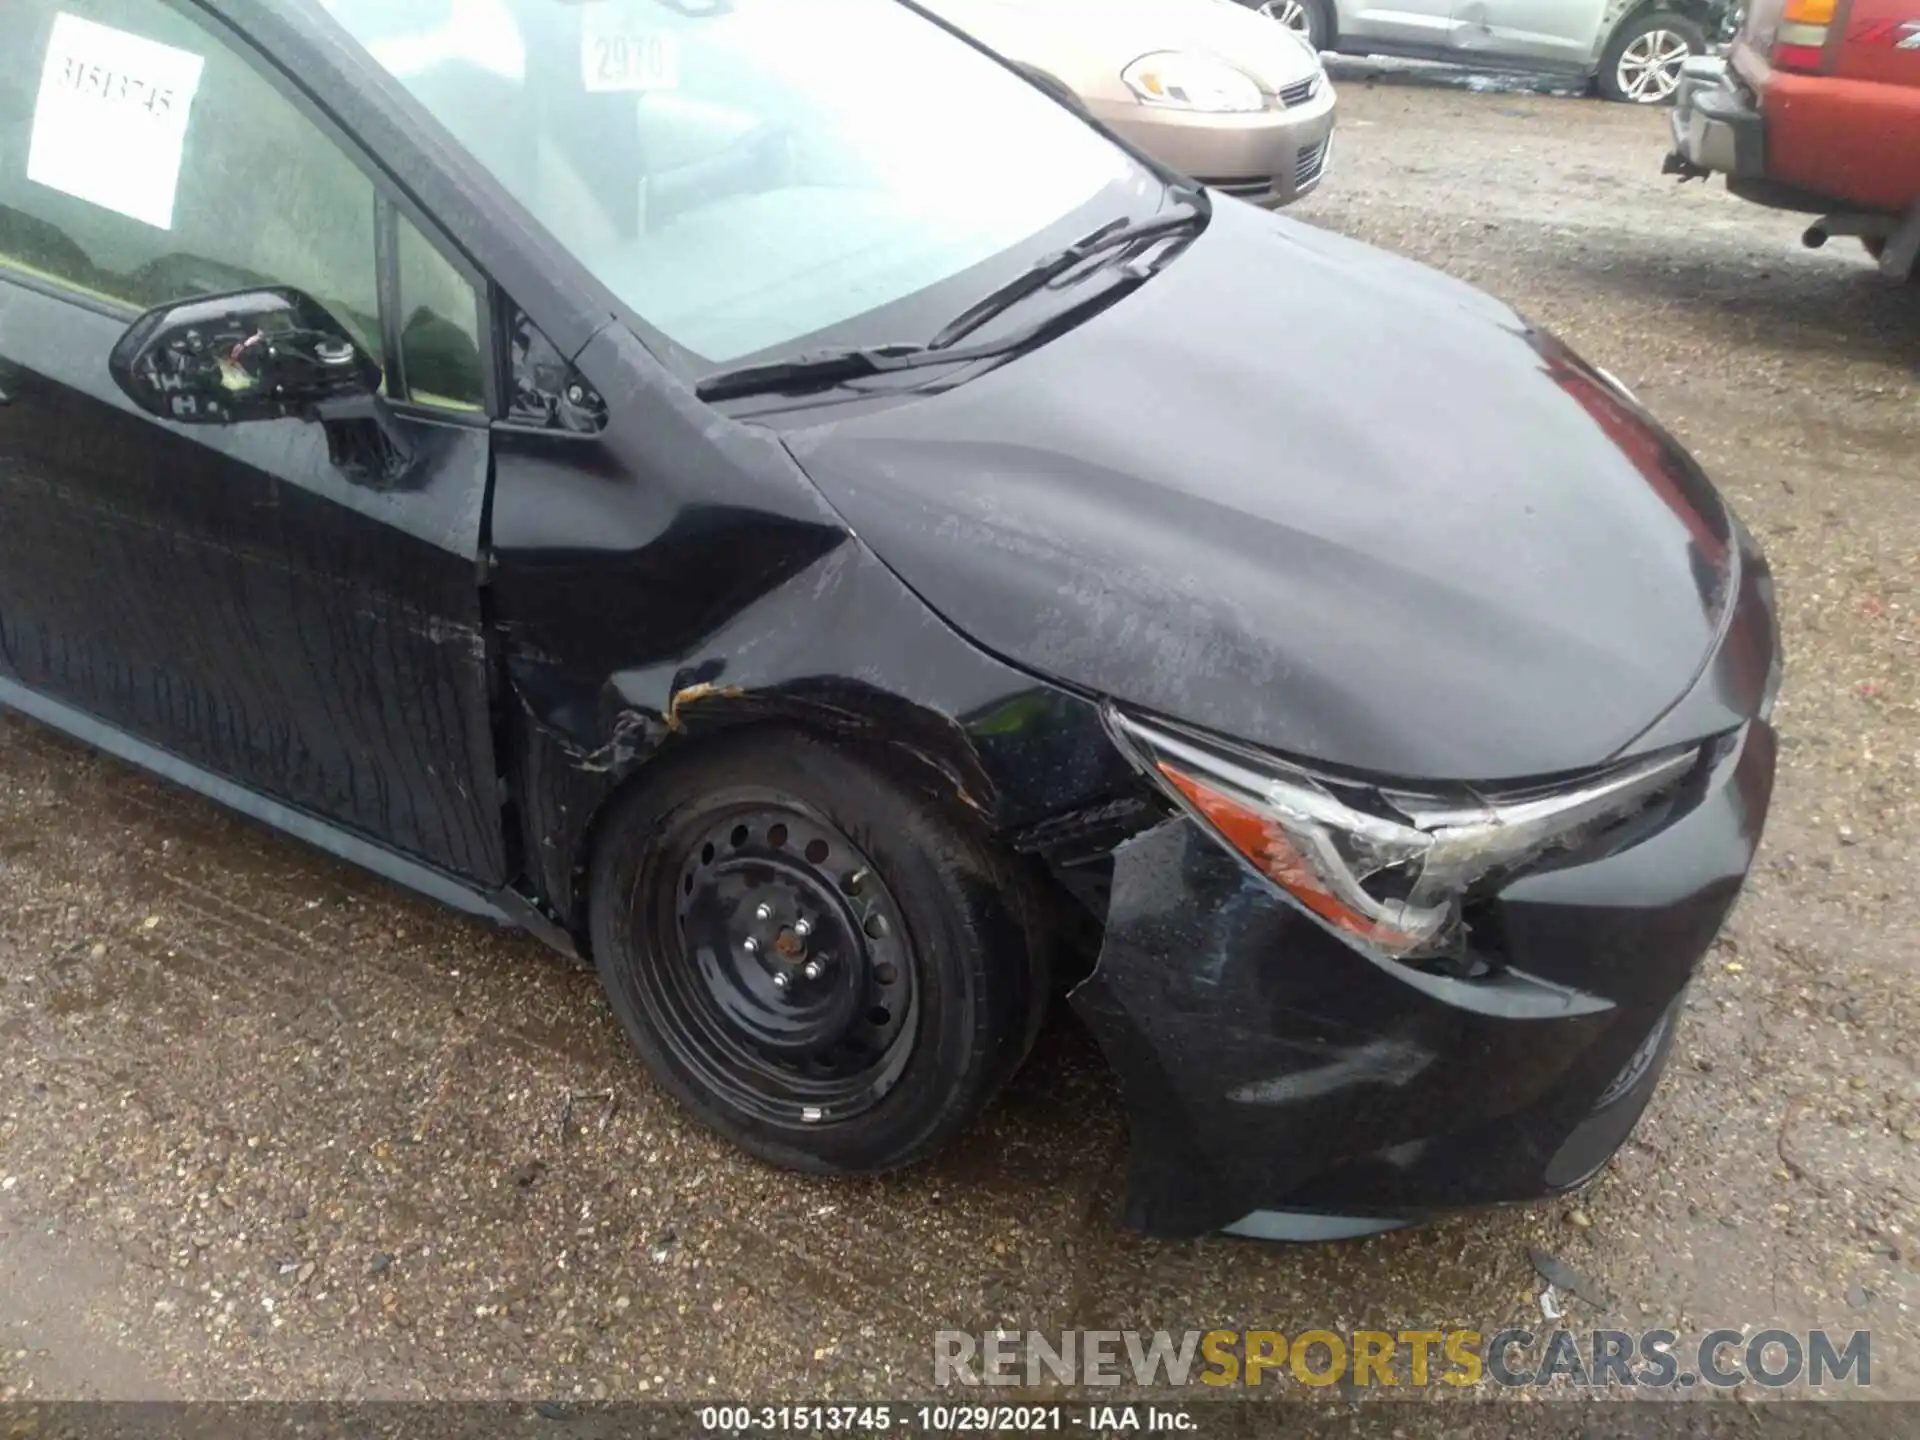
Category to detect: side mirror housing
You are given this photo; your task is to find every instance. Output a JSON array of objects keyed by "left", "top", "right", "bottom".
[{"left": 109, "top": 287, "right": 380, "bottom": 426}]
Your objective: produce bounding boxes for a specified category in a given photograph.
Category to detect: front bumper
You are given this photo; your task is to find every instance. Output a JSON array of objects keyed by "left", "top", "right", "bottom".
[
  {"left": 1092, "top": 84, "right": 1337, "bottom": 208},
  {"left": 1666, "top": 56, "right": 1765, "bottom": 179},
  {"left": 1070, "top": 532, "right": 1779, "bottom": 1240}
]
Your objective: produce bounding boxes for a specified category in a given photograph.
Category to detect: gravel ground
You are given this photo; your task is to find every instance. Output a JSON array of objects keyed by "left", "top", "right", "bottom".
[{"left": 2, "top": 70, "right": 1917, "bottom": 1414}]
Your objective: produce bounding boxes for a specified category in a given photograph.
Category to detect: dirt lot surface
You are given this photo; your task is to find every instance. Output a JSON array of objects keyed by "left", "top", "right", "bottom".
[{"left": 3, "top": 69, "right": 1918, "bottom": 1418}]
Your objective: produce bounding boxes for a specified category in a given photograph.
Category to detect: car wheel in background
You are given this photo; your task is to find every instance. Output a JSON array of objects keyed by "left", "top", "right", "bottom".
[
  {"left": 589, "top": 731, "right": 1045, "bottom": 1175},
  {"left": 1597, "top": 12, "right": 1707, "bottom": 104},
  {"left": 1258, "top": 0, "right": 1334, "bottom": 53}
]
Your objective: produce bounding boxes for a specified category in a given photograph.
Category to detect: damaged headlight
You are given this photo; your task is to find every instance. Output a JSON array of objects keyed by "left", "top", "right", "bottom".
[{"left": 1109, "top": 711, "right": 1698, "bottom": 965}]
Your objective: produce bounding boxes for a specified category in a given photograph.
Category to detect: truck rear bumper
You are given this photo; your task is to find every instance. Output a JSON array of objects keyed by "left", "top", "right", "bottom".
[
  {"left": 1752, "top": 62, "right": 1920, "bottom": 217},
  {"left": 1667, "top": 57, "right": 1765, "bottom": 178}
]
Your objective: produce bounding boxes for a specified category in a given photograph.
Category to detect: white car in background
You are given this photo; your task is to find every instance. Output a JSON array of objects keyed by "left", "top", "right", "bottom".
[{"left": 919, "top": 0, "right": 1337, "bottom": 207}]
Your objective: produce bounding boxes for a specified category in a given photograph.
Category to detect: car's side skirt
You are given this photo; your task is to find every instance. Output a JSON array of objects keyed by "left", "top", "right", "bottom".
[
  {"left": 0, "top": 674, "right": 513, "bottom": 924},
  {"left": 1331, "top": 39, "right": 1596, "bottom": 79}
]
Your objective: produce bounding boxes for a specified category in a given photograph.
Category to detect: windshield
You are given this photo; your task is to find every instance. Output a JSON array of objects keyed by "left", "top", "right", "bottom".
[{"left": 316, "top": 0, "right": 1147, "bottom": 367}]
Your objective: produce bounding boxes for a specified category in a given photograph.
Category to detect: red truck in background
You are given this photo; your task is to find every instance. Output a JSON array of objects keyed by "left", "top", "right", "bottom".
[{"left": 1665, "top": 0, "right": 1920, "bottom": 279}]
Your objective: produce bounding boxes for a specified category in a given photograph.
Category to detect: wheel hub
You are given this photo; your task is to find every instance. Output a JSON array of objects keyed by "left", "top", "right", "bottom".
[
  {"left": 657, "top": 804, "right": 916, "bottom": 1122},
  {"left": 1617, "top": 30, "right": 1691, "bottom": 103},
  {"left": 1259, "top": 0, "right": 1312, "bottom": 34},
  {"left": 680, "top": 855, "right": 866, "bottom": 1057}
]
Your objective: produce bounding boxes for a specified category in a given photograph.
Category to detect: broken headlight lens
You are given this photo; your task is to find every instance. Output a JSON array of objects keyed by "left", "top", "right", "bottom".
[{"left": 1109, "top": 711, "right": 1698, "bottom": 964}]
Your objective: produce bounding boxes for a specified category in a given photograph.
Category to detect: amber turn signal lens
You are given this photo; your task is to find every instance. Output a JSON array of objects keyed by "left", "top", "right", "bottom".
[
  {"left": 1781, "top": 0, "right": 1835, "bottom": 24},
  {"left": 1157, "top": 763, "right": 1424, "bottom": 950}
]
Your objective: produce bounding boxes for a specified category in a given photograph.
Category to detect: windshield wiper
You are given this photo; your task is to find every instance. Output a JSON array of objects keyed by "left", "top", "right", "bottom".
[
  {"left": 922, "top": 188, "right": 1209, "bottom": 352},
  {"left": 695, "top": 191, "right": 1208, "bottom": 405},
  {"left": 694, "top": 342, "right": 934, "bottom": 404}
]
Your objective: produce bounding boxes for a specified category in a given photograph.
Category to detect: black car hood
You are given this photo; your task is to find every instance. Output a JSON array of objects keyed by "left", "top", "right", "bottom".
[{"left": 781, "top": 200, "right": 1735, "bottom": 783}]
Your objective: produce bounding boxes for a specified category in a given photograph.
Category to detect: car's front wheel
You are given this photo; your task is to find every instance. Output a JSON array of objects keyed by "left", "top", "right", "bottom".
[
  {"left": 1597, "top": 12, "right": 1707, "bottom": 104},
  {"left": 589, "top": 731, "right": 1044, "bottom": 1174},
  {"left": 1258, "top": 0, "right": 1334, "bottom": 53}
]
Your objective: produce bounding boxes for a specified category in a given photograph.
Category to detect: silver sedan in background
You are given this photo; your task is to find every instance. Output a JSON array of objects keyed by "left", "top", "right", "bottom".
[{"left": 919, "top": 0, "right": 1336, "bottom": 207}]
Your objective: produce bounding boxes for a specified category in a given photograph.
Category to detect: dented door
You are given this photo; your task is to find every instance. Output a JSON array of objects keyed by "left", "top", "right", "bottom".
[
  {"left": 0, "top": 284, "right": 505, "bottom": 884},
  {"left": 1450, "top": 0, "right": 1611, "bottom": 66}
]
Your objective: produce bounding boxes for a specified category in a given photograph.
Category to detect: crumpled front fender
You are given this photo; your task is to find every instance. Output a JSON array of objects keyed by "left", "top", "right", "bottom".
[{"left": 1071, "top": 718, "right": 1773, "bottom": 1238}]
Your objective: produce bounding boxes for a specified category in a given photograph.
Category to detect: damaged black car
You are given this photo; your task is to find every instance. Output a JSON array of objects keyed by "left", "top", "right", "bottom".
[{"left": 0, "top": 0, "right": 1777, "bottom": 1239}]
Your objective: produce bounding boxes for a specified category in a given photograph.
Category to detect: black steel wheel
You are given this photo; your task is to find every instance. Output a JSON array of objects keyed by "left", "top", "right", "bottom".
[
  {"left": 589, "top": 731, "right": 1043, "bottom": 1174},
  {"left": 657, "top": 803, "right": 918, "bottom": 1123}
]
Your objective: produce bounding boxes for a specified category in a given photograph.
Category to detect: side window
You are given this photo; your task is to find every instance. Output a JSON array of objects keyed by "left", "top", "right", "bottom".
[
  {"left": 395, "top": 212, "right": 485, "bottom": 412},
  {"left": 0, "top": 0, "right": 376, "bottom": 342}
]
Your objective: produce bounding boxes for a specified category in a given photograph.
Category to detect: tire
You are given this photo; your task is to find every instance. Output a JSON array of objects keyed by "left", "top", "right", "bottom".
[
  {"left": 1597, "top": 12, "right": 1707, "bottom": 105},
  {"left": 1257, "top": 0, "right": 1334, "bottom": 52},
  {"left": 589, "top": 730, "right": 1043, "bottom": 1175}
]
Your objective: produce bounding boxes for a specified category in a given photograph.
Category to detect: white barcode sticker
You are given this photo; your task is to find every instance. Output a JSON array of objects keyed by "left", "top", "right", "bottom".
[{"left": 27, "top": 13, "right": 206, "bottom": 230}]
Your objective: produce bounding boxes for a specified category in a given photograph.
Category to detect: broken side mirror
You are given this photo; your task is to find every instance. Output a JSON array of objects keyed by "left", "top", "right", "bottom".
[
  {"left": 110, "top": 287, "right": 417, "bottom": 487},
  {"left": 109, "top": 286, "right": 380, "bottom": 427}
]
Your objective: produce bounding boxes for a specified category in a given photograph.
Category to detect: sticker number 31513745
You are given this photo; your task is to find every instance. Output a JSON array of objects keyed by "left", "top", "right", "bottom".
[
  {"left": 27, "top": 12, "right": 206, "bottom": 230},
  {"left": 581, "top": 30, "right": 679, "bottom": 92},
  {"left": 55, "top": 55, "right": 182, "bottom": 118}
]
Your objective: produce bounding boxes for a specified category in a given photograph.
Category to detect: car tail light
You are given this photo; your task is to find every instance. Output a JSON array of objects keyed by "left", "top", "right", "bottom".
[{"left": 1773, "top": 0, "right": 1835, "bottom": 72}]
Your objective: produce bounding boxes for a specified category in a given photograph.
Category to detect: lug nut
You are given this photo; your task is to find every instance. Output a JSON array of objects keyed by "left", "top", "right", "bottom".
[
  {"left": 755, "top": 902, "right": 773, "bottom": 921},
  {"left": 793, "top": 918, "right": 812, "bottom": 939},
  {"left": 771, "top": 971, "right": 790, "bottom": 991},
  {"left": 802, "top": 960, "right": 824, "bottom": 981},
  {"left": 743, "top": 936, "right": 760, "bottom": 955}
]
